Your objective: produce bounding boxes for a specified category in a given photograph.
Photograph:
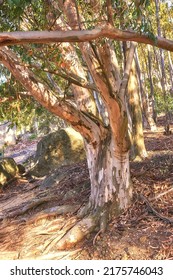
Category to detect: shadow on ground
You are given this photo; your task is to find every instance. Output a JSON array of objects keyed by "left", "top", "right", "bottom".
[{"left": 0, "top": 121, "right": 173, "bottom": 260}]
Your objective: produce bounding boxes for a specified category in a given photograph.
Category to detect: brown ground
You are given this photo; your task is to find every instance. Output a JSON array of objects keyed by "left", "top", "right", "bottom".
[{"left": 0, "top": 118, "right": 173, "bottom": 260}]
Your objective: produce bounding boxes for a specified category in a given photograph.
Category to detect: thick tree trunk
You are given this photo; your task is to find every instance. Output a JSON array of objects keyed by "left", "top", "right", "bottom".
[
  {"left": 55, "top": 131, "right": 132, "bottom": 250},
  {"left": 85, "top": 135, "right": 132, "bottom": 213}
]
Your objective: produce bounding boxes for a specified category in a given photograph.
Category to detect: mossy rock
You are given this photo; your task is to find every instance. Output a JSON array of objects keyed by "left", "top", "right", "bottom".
[
  {"left": 0, "top": 158, "right": 19, "bottom": 187},
  {"left": 29, "top": 127, "right": 86, "bottom": 177}
]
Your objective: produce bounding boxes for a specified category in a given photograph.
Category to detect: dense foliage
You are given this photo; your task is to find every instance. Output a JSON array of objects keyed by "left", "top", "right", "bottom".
[{"left": 0, "top": 1, "right": 173, "bottom": 130}]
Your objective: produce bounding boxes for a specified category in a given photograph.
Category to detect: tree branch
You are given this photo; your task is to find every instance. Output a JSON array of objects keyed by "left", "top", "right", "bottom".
[
  {"left": 27, "top": 63, "right": 97, "bottom": 91},
  {"left": 0, "top": 25, "right": 173, "bottom": 52},
  {"left": 106, "top": 0, "right": 114, "bottom": 25},
  {"left": 0, "top": 46, "right": 104, "bottom": 142}
]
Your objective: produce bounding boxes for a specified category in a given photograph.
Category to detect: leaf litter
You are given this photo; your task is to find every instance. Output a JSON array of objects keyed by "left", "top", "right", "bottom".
[{"left": 0, "top": 117, "right": 172, "bottom": 260}]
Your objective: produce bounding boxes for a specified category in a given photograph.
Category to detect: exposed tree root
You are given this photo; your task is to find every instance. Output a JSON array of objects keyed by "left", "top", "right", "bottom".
[
  {"left": 43, "top": 217, "right": 78, "bottom": 253},
  {"left": 27, "top": 204, "right": 81, "bottom": 225},
  {"left": 0, "top": 196, "right": 55, "bottom": 221},
  {"left": 56, "top": 204, "right": 111, "bottom": 250},
  {"left": 77, "top": 202, "right": 92, "bottom": 218},
  {"left": 56, "top": 214, "right": 99, "bottom": 250}
]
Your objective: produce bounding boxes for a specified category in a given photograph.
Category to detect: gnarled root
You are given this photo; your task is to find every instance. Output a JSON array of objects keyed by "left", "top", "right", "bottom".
[{"left": 56, "top": 204, "right": 110, "bottom": 250}]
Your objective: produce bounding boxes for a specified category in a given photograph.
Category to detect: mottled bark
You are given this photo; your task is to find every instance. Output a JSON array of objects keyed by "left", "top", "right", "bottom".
[{"left": 85, "top": 135, "right": 132, "bottom": 213}]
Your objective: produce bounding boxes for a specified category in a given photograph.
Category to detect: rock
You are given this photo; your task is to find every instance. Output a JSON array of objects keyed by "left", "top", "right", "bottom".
[
  {"left": 29, "top": 127, "right": 86, "bottom": 177},
  {"left": 0, "top": 158, "right": 19, "bottom": 187}
]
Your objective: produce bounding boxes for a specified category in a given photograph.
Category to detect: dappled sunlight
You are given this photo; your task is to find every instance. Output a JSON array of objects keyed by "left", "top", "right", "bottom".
[
  {"left": 0, "top": 210, "right": 81, "bottom": 260},
  {"left": 0, "top": 117, "right": 173, "bottom": 259},
  {"left": 0, "top": 0, "right": 173, "bottom": 261},
  {"left": 0, "top": 161, "right": 90, "bottom": 259}
]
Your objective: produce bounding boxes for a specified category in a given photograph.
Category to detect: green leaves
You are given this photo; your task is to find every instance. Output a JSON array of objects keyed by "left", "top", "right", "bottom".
[
  {"left": 7, "top": 0, "right": 31, "bottom": 7},
  {"left": 6, "top": 0, "right": 31, "bottom": 17}
]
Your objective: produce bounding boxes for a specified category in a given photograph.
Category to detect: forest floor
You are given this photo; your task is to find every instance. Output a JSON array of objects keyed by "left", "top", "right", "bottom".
[{"left": 0, "top": 117, "right": 173, "bottom": 260}]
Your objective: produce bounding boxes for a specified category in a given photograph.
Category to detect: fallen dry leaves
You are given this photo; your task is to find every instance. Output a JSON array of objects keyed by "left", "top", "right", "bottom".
[{"left": 0, "top": 117, "right": 172, "bottom": 260}]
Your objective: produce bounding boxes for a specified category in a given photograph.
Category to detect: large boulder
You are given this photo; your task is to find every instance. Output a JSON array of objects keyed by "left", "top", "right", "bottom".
[{"left": 29, "top": 127, "right": 86, "bottom": 177}]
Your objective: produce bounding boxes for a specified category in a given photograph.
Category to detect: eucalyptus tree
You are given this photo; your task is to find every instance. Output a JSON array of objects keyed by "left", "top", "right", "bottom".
[{"left": 0, "top": 0, "right": 173, "bottom": 248}]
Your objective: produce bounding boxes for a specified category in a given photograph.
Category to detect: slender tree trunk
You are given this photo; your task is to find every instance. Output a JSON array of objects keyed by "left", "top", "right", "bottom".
[
  {"left": 153, "top": 47, "right": 162, "bottom": 81},
  {"left": 147, "top": 45, "right": 157, "bottom": 124},
  {"left": 155, "top": 0, "right": 171, "bottom": 133},
  {"left": 168, "top": 51, "right": 173, "bottom": 96},
  {"left": 135, "top": 49, "right": 157, "bottom": 131},
  {"left": 128, "top": 55, "right": 147, "bottom": 160}
]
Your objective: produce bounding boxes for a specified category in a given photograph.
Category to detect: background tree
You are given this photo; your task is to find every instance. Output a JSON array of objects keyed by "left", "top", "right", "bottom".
[{"left": 155, "top": 0, "right": 170, "bottom": 133}]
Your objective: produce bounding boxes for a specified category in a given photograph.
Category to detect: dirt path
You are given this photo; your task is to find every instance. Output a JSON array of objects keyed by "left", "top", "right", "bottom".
[{"left": 0, "top": 121, "right": 173, "bottom": 260}]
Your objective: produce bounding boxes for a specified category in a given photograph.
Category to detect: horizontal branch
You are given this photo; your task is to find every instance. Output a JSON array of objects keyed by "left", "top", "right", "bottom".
[{"left": 0, "top": 24, "right": 173, "bottom": 51}]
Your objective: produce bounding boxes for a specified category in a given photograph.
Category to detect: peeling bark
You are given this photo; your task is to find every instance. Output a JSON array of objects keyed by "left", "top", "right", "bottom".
[
  {"left": 85, "top": 134, "right": 132, "bottom": 213},
  {"left": 55, "top": 133, "right": 132, "bottom": 250}
]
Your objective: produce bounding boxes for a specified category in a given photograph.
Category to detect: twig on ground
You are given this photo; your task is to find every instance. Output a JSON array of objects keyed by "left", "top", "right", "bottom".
[
  {"left": 150, "top": 187, "right": 173, "bottom": 201},
  {"left": 140, "top": 194, "right": 173, "bottom": 224},
  {"left": 93, "top": 229, "right": 102, "bottom": 246}
]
